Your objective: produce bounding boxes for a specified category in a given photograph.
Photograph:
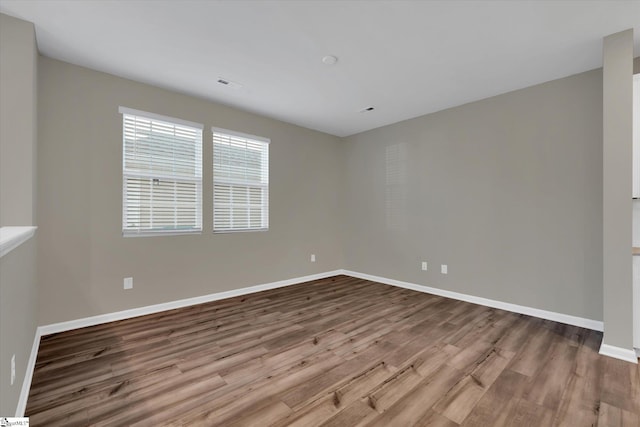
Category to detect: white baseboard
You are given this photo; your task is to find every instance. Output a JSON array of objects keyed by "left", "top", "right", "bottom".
[
  {"left": 599, "top": 343, "right": 638, "bottom": 364},
  {"left": 341, "top": 270, "right": 605, "bottom": 332},
  {"left": 38, "top": 270, "right": 343, "bottom": 336},
  {"left": 16, "top": 326, "right": 42, "bottom": 417},
  {"left": 40, "top": 268, "right": 605, "bottom": 337}
]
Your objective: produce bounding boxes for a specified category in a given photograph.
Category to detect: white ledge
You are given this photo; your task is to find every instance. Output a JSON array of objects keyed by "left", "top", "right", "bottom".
[{"left": 0, "top": 226, "right": 37, "bottom": 258}]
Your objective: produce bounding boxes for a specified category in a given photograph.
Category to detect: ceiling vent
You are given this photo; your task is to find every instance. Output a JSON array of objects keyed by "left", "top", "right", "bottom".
[{"left": 217, "top": 78, "right": 242, "bottom": 89}]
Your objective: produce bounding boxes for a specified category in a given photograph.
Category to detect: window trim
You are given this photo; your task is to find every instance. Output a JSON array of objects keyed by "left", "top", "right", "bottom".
[
  {"left": 120, "top": 106, "right": 204, "bottom": 237},
  {"left": 212, "top": 127, "right": 270, "bottom": 233},
  {"left": 211, "top": 127, "right": 270, "bottom": 145},
  {"left": 119, "top": 106, "right": 204, "bottom": 130}
]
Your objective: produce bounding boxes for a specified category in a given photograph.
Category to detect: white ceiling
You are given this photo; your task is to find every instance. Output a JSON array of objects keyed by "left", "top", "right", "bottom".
[{"left": 1, "top": 0, "right": 639, "bottom": 137}]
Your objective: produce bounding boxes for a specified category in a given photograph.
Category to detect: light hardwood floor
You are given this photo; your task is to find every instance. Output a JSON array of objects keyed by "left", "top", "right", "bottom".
[{"left": 26, "top": 275, "right": 640, "bottom": 426}]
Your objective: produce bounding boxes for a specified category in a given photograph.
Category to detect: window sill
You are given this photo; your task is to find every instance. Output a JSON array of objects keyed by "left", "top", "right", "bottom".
[
  {"left": 123, "top": 230, "right": 202, "bottom": 238},
  {"left": 0, "top": 226, "right": 37, "bottom": 258},
  {"left": 213, "top": 228, "right": 269, "bottom": 234}
]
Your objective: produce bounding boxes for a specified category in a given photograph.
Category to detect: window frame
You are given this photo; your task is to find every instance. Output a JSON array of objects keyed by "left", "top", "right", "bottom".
[
  {"left": 120, "top": 106, "right": 204, "bottom": 237},
  {"left": 212, "top": 127, "right": 270, "bottom": 233}
]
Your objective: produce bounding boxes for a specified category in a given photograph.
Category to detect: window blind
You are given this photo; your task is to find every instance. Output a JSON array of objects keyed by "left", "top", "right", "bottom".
[
  {"left": 121, "top": 107, "right": 203, "bottom": 236},
  {"left": 213, "top": 128, "right": 269, "bottom": 232}
]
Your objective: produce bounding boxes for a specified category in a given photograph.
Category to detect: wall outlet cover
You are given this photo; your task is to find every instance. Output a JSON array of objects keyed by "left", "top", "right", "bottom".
[
  {"left": 124, "top": 277, "right": 133, "bottom": 290},
  {"left": 441, "top": 265, "right": 448, "bottom": 274}
]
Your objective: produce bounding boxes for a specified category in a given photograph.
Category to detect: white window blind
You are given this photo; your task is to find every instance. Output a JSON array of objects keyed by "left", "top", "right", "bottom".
[
  {"left": 213, "top": 128, "right": 269, "bottom": 232},
  {"left": 120, "top": 107, "right": 203, "bottom": 236}
]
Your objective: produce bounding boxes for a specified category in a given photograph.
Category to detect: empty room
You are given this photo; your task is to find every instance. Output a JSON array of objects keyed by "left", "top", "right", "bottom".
[{"left": 1, "top": 0, "right": 640, "bottom": 425}]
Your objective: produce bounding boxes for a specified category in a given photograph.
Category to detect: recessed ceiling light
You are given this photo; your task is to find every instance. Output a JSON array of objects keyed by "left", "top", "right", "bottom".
[
  {"left": 322, "top": 55, "right": 338, "bottom": 65},
  {"left": 359, "top": 106, "right": 375, "bottom": 113},
  {"left": 217, "top": 78, "right": 242, "bottom": 89}
]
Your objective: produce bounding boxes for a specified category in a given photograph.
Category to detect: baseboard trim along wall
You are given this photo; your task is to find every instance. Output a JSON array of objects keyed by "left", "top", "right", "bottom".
[
  {"left": 16, "top": 328, "right": 41, "bottom": 417},
  {"left": 38, "top": 270, "right": 344, "bottom": 336},
  {"left": 342, "top": 270, "right": 605, "bottom": 332},
  {"left": 599, "top": 343, "right": 639, "bottom": 364},
  {"left": 38, "top": 269, "right": 605, "bottom": 338},
  {"left": 19, "top": 268, "right": 631, "bottom": 415}
]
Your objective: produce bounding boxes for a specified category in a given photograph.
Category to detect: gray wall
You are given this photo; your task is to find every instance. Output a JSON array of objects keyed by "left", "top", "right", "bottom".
[
  {"left": 342, "top": 69, "right": 604, "bottom": 321},
  {"left": 0, "top": 13, "right": 38, "bottom": 416},
  {"left": 37, "top": 57, "right": 344, "bottom": 325},
  {"left": 0, "top": 13, "right": 37, "bottom": 226},
  {"left": 602, "top": 29, "right": 634, "bottom": 350},
  {"left": 0, "top": 238, "right": 37, "bottom": 415}
]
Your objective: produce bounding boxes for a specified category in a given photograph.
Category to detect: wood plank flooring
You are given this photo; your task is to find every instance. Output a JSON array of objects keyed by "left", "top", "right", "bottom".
[{"left": 26, "top": 275, "right": 640, "bottom": 426}]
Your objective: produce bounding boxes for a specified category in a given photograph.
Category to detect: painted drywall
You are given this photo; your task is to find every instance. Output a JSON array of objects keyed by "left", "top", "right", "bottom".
[
  {"left": 0, "top": 13, "right": 37, "bottom": 226},
  {"left": 0, "top": 13, "right": 38, "bottom": 416},
  {"left": 0, "top": 239, "right": 37, "bottom": 415},
  {"left": 602, "top": 29, "right": 633, "bottom": 350},
  {"left": 37, "top": 57, "right": 344, "bottom": 325},
  {"left": 342, "top": 68, "right": 603, "bottom": 321}
]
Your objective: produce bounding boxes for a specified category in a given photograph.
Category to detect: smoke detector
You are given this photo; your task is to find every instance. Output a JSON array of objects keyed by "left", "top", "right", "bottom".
[{"left": 322, "top": 55, "right": 338, "bottom": 65}]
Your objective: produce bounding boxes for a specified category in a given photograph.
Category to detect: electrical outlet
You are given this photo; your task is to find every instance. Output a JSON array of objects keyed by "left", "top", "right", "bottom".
[
  {"left": 11, "top": 354, "right": 15, "bottom": 385},
  {"left": 421, "top": 261, "right": 428, "bottom": 271},
  {"left": 124, "top": 277, "right": 133, "bottom": 290},
  {"left": 441, "top": 264, "right": 448, "bottom": 274},
  {"left": 310, "top": 254, "right": 316, "bottom": 262}
]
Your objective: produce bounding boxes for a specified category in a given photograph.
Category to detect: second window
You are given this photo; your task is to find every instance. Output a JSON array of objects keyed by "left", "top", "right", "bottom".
[{"left": 213, "top": 128, "right": 269, "bottom": 232}]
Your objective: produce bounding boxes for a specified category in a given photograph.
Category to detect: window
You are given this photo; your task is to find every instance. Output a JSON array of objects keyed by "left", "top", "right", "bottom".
[
  {"left": 213, "top": 128, "right": 269, "bottom": 232},
  {"left": 120, "top": 107, "right": 203, "bottom": 236}
]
